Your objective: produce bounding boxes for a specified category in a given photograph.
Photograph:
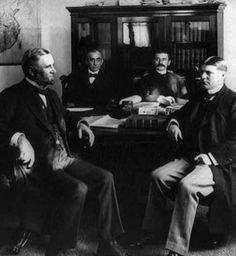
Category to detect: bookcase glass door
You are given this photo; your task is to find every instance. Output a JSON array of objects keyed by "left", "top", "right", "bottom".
[
  {"left": 96, "top": 22, "right": 112, "bottom": 62},
  {"left": 171, "top": 19, "right": 211, "bottom": 73},
  {"left": 76, "top": 21, "right": 91, "bottom": 68},
  {"left": 75, "top": 20, "right": 113, "bottom": 68},
  {"left": 118, "top": 17, "right": 159, "bottom": 74}
]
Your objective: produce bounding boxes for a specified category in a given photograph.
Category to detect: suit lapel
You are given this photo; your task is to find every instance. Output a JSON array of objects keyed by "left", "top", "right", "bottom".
[
  {"left": 200, "top": 86, "right": 226, "bottom": 127},
  {"left": 20, "top": 81, "right": 53, "bottom": 133},
  {"left": 47, "top": 90, "right": 66, "bottom": 132}
]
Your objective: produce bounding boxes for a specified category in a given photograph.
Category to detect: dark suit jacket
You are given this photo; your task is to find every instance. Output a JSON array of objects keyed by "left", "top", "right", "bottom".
[
  {"left": 64, "top": 68, "right": 116, "bottom": 107},
  {"left": 171, "top": 85, "right": 236, "bottom": 233},
  {"left": 0, "top": 79, "right": 71, "bottom": 180}
]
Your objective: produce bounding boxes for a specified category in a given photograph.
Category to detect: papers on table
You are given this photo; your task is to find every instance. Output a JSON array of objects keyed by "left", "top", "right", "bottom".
[
  {"left": 67, "top": 107, "right": 94, "bottom": 112},
  {"left": 119, "top": 95, "right": 142, "bottom": 105},
  {"left": 83, "top": 115, "right": 126, "bottom": 129}
]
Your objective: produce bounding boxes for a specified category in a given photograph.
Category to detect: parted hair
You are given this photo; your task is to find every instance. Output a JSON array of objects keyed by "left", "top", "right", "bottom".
[{"left": 203, "top": 56, "right": 227, "bottom": 72}]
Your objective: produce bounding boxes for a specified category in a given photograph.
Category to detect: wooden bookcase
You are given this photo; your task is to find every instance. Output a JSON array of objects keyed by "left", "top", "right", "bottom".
[{"left": 67, "top": 3, "right": 225, "bottom": 77}]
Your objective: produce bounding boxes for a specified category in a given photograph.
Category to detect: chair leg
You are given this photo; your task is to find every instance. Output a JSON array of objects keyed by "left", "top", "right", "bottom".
[{"left": 11, "top": 230, "right": 31, "bottom": 254}]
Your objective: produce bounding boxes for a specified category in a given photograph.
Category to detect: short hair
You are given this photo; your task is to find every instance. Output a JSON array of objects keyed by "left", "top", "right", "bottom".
[
  {"left": 203, "top": 56, "right": 227, "bottom": 72},
  {"left": 86, "top": 48, "right": 103, "bottom": 59},
  {"left": 153, "top": 48, "right": 171, "bottom": 60},
  {"left": 22, "top": 48, "right": 51, "bottom": 76}
]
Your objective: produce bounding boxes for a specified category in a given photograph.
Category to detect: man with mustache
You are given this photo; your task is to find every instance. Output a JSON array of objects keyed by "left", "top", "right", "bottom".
[{"left": 140, "top": 49, "right": 187, "bottom": 104}]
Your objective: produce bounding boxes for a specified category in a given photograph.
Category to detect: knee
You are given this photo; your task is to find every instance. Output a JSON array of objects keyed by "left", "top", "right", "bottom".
[
  {"left": 151, "top": 167, "right": 166, "bottom": 184},
  {"left": 101, "top": 170, "right": 114, "bottom": 185},
  {"left": 74, "top": 182, "right": 88, "bottom": 199}
]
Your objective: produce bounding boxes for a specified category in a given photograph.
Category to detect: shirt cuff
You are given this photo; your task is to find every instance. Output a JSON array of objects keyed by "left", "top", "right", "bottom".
[
  {"left": 10, "top": 132, "right": 25, "bottom": 146},
  {"left": 208, "top": 152, "right": 218, "bottom": 166},
  {"left": 166, "top": 119, "right": 179, "bottom": 131},
  {"left": 76, "top": 120, "right": 89, "bottom": 129}
]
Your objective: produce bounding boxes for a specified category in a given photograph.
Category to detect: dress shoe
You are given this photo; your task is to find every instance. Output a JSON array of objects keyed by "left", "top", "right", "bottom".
[
  {"left": 96, "top": 240, "right": 131, "bottom": 256},
  {"left": 204, "top": 233, "right": 228, "bottom": 249},
  {"left": 129, "top": 233, "right": 159, "bottom": 247},
  {"left": 11, "top": 230, "right": 31, "bottom": 254}
]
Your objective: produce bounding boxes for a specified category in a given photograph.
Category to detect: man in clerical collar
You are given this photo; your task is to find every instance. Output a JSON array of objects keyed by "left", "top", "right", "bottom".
[
  {"left": 134, "top": 56, "right": 236, "bottom": 256},
  {"left": 64, "top": 48, "right": 116, "bottom": 108}
]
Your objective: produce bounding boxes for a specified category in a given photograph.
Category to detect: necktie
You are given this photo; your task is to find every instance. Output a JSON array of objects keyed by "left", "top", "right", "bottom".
[
  {"left": 88, "top": 73, "right": 98, "bottom": 78},
  {"left": 36, "top": 87, "right": 49, "bottom": 95}
]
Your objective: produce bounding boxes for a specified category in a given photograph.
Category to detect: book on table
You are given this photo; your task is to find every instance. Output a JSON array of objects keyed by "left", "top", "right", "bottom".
[
  {"left": 83, "top": 115, "right": 126, "bottom": 129},
  {"left": 119, "top": 95, "right": 188, "bottom": 115}
]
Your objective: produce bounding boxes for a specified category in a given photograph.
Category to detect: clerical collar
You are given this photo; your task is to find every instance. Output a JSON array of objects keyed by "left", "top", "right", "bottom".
[
  {"left": 25, "top": 77, "right": 49, "bottom": 91},
  {"left": 204, "top": 86, "right": 223, "bottom": 101}
]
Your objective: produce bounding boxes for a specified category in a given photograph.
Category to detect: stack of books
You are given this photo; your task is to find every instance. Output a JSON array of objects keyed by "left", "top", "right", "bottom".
[{"left": 124, "top": 114, "right": 167, "bottom": 130}]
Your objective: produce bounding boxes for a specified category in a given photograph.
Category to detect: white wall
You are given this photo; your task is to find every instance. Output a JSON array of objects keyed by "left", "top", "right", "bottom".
[
  {"left": 0, "top": 0, "right": 236, "bottom": 94},
  {"left": 224, "top": 0, "right": 236, "bottom": 90},
  {"left": 0, "top": 0, "right": 87, "bottom": 96}
]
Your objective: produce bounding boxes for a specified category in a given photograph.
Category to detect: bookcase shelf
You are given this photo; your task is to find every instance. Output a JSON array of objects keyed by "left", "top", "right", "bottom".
[{"left": 67, "top": 3, "right": 225, "bottom": 81}]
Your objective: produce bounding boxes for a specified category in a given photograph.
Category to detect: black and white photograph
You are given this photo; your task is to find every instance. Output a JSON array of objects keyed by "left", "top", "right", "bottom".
[{"left": 0, "top": 0, "right": 235, "bottom": 256}]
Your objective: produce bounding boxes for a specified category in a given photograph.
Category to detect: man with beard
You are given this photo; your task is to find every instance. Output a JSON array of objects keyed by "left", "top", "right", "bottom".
[{"left": 0, "top": 48, "right": 130, "bottom": 256}]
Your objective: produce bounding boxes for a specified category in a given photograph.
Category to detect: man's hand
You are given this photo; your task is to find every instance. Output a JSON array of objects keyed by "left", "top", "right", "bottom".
[
  {"left": 78, "top": 122, "right": 95, "bottom": 147},
  {"left": 157, "top": 95, "right": 175, "bottom": 105},
  {"left": 168, "top": 124, "right": 183, "bottom": 142},
  {"left": 194, "top": 154, "right": 212, "bottom": 165},
  {"left": 17, "top": 135, "right": 35, "bottom": 168}
]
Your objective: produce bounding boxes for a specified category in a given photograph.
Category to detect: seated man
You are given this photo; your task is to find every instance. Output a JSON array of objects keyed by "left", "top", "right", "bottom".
[
  {"left": 64, "top": 48, "right": 116, "bottom": 108},
  {"left": 0, "top": 48, "right": 130, "bottom": 256},
  {"left": 140, "top": 49, "right": 187, "bottom": 103},
  {"left": 136, "top": 56, "right": 236, "bottom": 256}
]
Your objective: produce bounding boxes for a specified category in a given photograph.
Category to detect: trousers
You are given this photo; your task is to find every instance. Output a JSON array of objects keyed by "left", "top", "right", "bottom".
[
  {"left": 142, "top": 158, "right": 215, "bottom": 255},
  {"left": 38, "top": 158, "right": 124, "bottom": 250}
]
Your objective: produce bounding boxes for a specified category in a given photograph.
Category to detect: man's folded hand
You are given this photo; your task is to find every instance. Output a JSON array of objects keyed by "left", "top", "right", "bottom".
[{"left": 17, "top": 135, "right": 35, "bottom": 169}]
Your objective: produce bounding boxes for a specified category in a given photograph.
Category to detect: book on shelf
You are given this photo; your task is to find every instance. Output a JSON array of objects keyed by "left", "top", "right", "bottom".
[{"left": 83, "top": 115, "right": 126, "bottom": 129}]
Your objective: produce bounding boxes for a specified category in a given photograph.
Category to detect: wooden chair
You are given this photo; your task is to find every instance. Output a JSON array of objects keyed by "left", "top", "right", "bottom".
[{"left": 0, "top": 165, "right": 54, "bottom": 254}]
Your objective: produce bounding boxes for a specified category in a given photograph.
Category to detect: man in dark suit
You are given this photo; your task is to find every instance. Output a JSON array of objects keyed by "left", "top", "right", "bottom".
[
  {"left": 136, "top": 56, "right": 236, "bottom": 256},
  {"left": 0, "top": 48, "right": 130, "bottom": 256},
  {"left": 140, "top": 49, "right": 187, "bottom": 104},
  {"left": 64, "top": 48, "right": 116, "bottom": 108}
]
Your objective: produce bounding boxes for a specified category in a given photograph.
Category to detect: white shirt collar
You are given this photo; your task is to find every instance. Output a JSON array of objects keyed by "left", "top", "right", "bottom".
[{"left": 88, "top": 69, "right": 99, "bottom": 75}]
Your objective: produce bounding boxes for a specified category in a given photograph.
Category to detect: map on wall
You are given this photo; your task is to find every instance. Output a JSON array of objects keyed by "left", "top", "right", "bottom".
[{"left": 0, "top": 0, "right": 41, "bottom": 65}]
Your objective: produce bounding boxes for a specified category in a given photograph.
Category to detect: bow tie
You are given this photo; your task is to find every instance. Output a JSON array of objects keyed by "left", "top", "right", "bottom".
[
  {"left": 88, "top": 73, "right": 98, "bottom": 78},
  {"left": 33, "top": 86, "right": 49, "bottom": 95}
]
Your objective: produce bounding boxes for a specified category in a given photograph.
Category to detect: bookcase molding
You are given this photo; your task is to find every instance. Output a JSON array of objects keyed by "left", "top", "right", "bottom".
[{"left": 67, "top": 3, "right": 225, "bottom": 77}]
